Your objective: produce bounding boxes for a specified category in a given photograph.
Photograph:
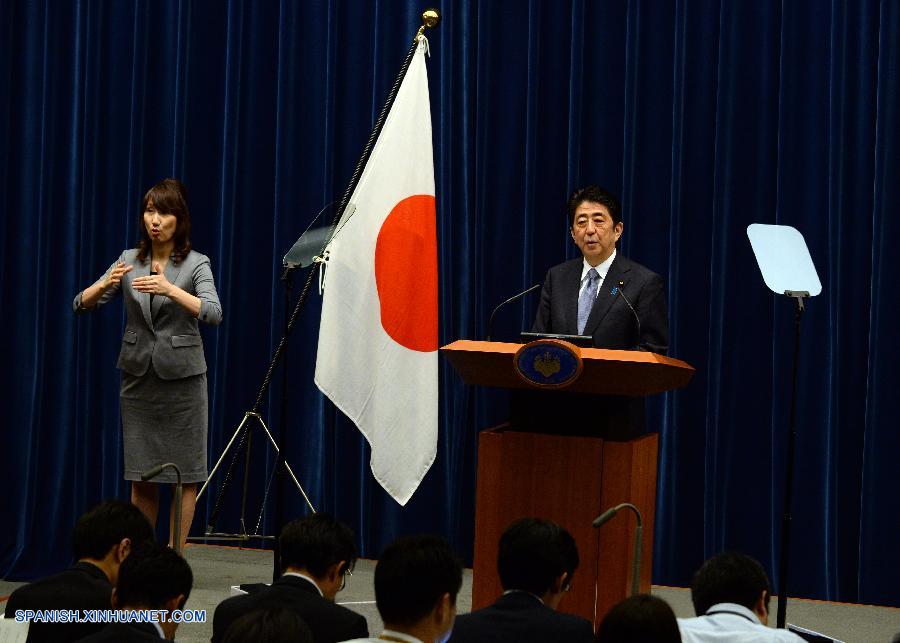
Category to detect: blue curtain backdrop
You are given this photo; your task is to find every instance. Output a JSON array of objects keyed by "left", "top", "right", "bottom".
[{"left": 2, "top": 0, "right": 898, "bottom": 606}]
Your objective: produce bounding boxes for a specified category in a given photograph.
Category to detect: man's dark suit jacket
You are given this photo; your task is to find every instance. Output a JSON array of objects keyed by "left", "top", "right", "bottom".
[
  {"left": 3, "top": 562, "right": 113, "bottom": 643},
  {"left": 532, "top": 254, "right": 668, "bottom": 354},
  {"left": 76, "top": 621, "right": 163, "bottom": 641},
  {"left": 211, "top": 575, "right": 367, "bottom": 643},
  {"left": 449, "top": 592, "right": 595, "bottom": 643}
]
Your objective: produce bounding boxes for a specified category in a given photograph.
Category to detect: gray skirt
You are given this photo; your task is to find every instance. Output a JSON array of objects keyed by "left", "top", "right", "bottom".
[{"left": 120, "top": 364, "right": 208, "bottom": 484}]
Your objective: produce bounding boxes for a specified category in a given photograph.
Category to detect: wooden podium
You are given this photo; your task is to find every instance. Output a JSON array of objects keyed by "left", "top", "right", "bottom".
[{"left": 441, "top": 340, "right": 694, "bottom": 628}]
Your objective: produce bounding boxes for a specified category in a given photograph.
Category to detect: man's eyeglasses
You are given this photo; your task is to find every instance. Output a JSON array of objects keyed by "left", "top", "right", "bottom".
[{"left": 339, "top": 563, "right": 354, "bottom": 591}]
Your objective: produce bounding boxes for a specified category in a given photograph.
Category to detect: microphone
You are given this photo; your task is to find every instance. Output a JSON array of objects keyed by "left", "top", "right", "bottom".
[
  {"left": 610, "top": 280, "right": 642, "bottom": 350},
  {"left": 486, "top": 283, "right": 542, "bottom": 341},
  {"left": 142, "top": 463, "right": 184, "bottom": 554},
  {"left": 592, "top": 506, "right": 619, "bottom": 529},
  {"left": 592, "top": 502, "right": 643, "bottom": 596}
]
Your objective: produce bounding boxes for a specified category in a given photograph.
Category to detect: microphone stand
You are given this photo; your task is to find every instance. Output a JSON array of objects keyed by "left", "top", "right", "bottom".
[
  {"left": 776, "top": 290, "right": 807, "bottom": 628},
  {"left": 486, "top": 283, "right": 541, "bottom": 341},
  {"left": 142, "top": 463, "right": 183, "bottom": 555},
  {"left": 592, "top": 502, "right": 643, "bottom": 596}
]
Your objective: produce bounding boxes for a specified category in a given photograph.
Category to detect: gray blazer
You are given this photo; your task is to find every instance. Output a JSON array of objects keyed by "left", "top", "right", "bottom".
[{"left": 74, "top": 248, "right": 222, "bottom": 380}]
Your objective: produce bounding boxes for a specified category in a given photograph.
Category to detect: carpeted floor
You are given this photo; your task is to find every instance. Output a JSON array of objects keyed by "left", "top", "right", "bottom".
[{"left": 3, "top": 543, "right": 899, "bottom": 642}]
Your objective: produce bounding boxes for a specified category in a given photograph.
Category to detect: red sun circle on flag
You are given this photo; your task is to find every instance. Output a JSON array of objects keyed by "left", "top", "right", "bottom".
[{"left": 374, "top": 194, "right": 438, "bottom": 352}]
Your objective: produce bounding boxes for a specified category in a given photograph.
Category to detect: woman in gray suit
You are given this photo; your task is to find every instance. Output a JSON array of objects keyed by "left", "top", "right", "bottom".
[{"left": 74, "top": 178, "right": 222, "bottom": 551}]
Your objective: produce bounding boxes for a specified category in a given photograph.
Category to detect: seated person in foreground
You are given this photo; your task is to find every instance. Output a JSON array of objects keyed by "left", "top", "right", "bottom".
[
  {"left": 449, "top": 518, "right": 595, "bottom": 643},
  {"left": 212, "top": 513, "right": 367, "bottom": 643},
  {"left": 595, "top": 594, "right": 681, "bottom": 643},
  {"left": 78, "top": 542, "right": 193, "bottom": 641},
  {"left": 221, "top": 607, "right": 313, "bottom": 643},
  {"left": 532, "top": 185, "right": 668, "bottom": 353},
  {"left": 677, "top": 552, "right": 805, "bottom": 642},
  {"left": 341, "top": 535, "right": 462, "bottom": 643},
  {"left": 4, "top": 500, "right": 154, "bottom": 642}
]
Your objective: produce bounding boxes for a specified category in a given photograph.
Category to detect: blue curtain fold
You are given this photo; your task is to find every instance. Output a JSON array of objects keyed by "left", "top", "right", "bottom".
[{"left": 2, "top": 0, "right": 898, "bottom": 606}]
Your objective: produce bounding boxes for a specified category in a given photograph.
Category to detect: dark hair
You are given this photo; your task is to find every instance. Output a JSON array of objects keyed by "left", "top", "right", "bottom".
[
  {"left": 595, "top": 594, "right": 681, "bottom": 643},
  {"left": 221, "top": 607, "right": 313, "bottom": 643},
  {"left": 375, "top": 535, "right": 463, "bottom": 627},
  {"left": 115, "top": 543, "right": 193, "bottom": 608},
  {"left": 136, "top": 178, "right": 192, "bottom": 264},
  {"left": 72, "top": 500, "right": 155, "bottom": 560},
  {"left": 691, "top": 552, "right": 770, "bottom": 616},
  {"left": 497, "top": 518, "right": 579, "bottom": 596},
  {"left": 279, "top": 513, "right": 358, "bottom": 578},
  {"left": 567, "top": 185, "right": 622, "bottom": 227}
]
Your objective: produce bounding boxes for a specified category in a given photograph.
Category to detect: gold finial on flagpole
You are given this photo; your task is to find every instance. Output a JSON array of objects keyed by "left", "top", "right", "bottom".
[{"left": 415, "top": 8, "right": 441, "bottom": 40}]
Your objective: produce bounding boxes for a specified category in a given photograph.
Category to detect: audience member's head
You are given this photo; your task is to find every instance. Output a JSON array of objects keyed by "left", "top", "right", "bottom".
[
  {"left": 595, "top": 594, "right": 681, "bottom": 643},
  {"left": 497, "top": 518, "right": 579, "bottom": 609},
  {"left": 690, "top": 552, "right": 771, "bottom": 624},
  {"left": 375, "top": 535, "right": 463, "bottom": 643},
  {"left": 72, "top": 500, "right": 155, "bottom": 584},
  {"left": 279, "top": 513, "right": 358, "bottom": 600},
  {"left": 112, "top": 542, "right": 193, "bottom": 640},
  {"left": 221, "top": 607, "right": 313, "bottom": 643}
]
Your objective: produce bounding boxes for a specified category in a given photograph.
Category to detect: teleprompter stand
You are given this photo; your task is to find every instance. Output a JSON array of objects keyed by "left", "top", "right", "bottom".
[{"left": 748, "top": 223, "right": 822, "bottom": 629}]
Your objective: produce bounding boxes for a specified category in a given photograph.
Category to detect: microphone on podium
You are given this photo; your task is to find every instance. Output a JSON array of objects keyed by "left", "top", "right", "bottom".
[
  {"left": 610, "top": 281, "right": 642, "bottom": 349},
  {"left": 486, "top": 283, "right": 542, "bottom": 341}
]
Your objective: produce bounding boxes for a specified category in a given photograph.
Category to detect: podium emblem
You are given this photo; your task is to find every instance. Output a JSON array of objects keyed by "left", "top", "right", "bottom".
[{"left": 514, "top": 339, "right": 583, "bottom": 389}]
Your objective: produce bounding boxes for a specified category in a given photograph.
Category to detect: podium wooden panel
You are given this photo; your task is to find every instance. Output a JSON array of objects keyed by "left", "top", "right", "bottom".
[{"left": 442, "top": 339, "right": 693, "bottom": 628}]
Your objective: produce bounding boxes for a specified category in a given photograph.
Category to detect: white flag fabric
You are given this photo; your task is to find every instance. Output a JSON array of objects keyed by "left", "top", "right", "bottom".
[{"left": 314, "top": 38, "right": 437, "bottom": 506}]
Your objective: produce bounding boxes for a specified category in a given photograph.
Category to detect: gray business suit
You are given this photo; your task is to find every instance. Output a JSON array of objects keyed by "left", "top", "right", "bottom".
[{"left": 75, "top": 248, "right": 222, "bottom": 482}]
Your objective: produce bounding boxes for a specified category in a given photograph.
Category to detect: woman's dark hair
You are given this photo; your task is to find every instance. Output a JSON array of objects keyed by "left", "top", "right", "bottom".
[
  {"left": 595, "top": 594, "right": 681, "bottom": 643},
  {"left": 136, "top": 178, "right": 192, "bottom": 264}
]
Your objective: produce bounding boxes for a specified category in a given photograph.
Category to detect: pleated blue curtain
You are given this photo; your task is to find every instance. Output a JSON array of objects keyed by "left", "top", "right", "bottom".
[{"left": 2, "top": 0, "right": 898, "bottom": 606}]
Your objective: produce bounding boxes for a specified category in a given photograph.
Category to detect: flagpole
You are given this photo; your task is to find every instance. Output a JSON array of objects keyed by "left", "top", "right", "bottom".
[
  {"left": 202, "top": 8, "right": 441, "bottom": 545},
  {"left": 326, "top": 7, "right": 441, "bottom": 245},
  {"left": 250, "top": 8, "right": 441, "bottom": 415}
]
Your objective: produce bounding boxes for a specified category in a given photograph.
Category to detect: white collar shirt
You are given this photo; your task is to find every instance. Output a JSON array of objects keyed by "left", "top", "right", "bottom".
[
  {"left": 282, "top": 571, "right": 324, "bottom": 597},
  {"left": 580, "top": 249, "right": 617, "bottom": 298},
  {"left": 678, "top": 603, "right": 807, "bottom": 643}
]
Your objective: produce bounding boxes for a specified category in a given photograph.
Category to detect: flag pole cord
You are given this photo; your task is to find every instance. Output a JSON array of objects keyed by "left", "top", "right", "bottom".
[{"left": 202, "top": 9, "right": 441, "bottom": 535}]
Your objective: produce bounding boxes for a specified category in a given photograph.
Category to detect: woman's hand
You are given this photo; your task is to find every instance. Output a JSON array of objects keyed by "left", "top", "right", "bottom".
[
  {"left": 132, "top": 262, "right": 174, "bottom": 296},
  {"left": 102, "top": 261, "right": 133, "bottom": 292}
]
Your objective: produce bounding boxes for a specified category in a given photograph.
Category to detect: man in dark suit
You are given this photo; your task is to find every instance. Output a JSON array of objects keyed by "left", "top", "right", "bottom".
[
  {"left": 449, "top": 518, "right": 595, "bottom": 643},
  {"left": 78, "top": 543, "right": 193, "bottom": 641},
  {"left": 4, "top": 500, "right": 155, "bottom": 642},
  {"left": 342, "top": 535, "right": 463, "bottom": 643},
  {"left": 211, "top": 513, "right": 367, "bottom": 643},
  {"left": 532, "top": 185, "right": 668, "bottom": 354}
]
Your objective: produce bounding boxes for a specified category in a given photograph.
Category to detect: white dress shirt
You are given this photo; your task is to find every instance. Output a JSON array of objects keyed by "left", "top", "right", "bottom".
[
  {"left": 678, "top": 603, "right": 807, "bottom": 642},
  {"left": 579, "top": 248, "right": 617, "bottom": 298}
]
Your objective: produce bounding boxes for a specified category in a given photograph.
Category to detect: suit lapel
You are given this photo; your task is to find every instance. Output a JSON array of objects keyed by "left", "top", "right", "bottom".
[
  {"left": 583, "top": 255, "right": 631, "bottom": 336},
  {"left": 152, "top": 254, "right": 183, "bottom": 318},
  {"left": 133, "top": 260, "right": 154, "bottom": 330},
  {"left": 560, "top": 259, "right": 583, "bottom": 335}
]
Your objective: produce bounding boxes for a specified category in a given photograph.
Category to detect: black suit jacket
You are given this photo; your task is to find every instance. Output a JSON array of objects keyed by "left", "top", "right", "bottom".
[
  {"left": 211, "top": 575, "right": 367, "bottom": 643},
  {"left": 76, "top": 621, "right": 163, "bottom": 642},
  {"left": 4, "top": 562, "right": 113, "bottom": 643},
  {"left": 449, "top": 592, "right": 595, "bottom": 643},
  {"left": 532, "top": 254, "right": 668, "bottom": 354}
]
